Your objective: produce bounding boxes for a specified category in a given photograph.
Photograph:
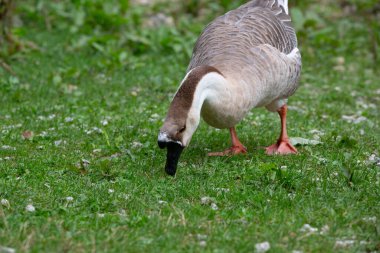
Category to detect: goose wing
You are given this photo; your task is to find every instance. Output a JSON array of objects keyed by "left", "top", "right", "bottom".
[{"left": 188, "top": 0, "right": 297, "bottom": 72}]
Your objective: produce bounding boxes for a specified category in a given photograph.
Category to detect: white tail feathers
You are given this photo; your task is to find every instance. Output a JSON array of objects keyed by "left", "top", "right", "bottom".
[{"left": 277, "top": 0, "right": 289, "bottom": 14}]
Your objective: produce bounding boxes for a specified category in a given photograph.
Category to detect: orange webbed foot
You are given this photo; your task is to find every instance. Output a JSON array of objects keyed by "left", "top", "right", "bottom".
[
  {"left": 265, "top": 140, "right": 297, "bottom": 155},
  {"left": 208, "top": 145, "right": 247, "bottom": 157}
]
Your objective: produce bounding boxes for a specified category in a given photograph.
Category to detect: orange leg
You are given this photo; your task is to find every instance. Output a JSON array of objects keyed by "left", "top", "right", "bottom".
[
  {"left": 266, "top": 105, "right": 297, "bottom": 155},
  {"left": 208, "top": 127, "right": 247, "bottom": 156}
]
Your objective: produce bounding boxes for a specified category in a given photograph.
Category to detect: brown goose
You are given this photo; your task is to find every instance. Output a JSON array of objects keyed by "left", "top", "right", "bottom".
[{"left": 158, "top": 0, "right": 302, "bottom": 176}]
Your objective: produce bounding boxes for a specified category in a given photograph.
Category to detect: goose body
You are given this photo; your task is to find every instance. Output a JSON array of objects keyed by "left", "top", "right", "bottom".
[{"left": 158, "top": 0, "right": 302, "bottom": 176}]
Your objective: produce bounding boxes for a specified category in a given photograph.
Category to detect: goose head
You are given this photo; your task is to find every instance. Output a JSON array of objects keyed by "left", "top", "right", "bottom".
[
  {"left": 158, "top": 112, "right": 200, "bottom": 176},
  {"left": 158, "top": 66, "right": 223, "bottom": 176}
]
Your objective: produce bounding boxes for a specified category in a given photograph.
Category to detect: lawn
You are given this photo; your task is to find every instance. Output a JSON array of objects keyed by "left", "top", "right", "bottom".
[{"left": 0, "top": 1, "right": 379, "bottom": 252}]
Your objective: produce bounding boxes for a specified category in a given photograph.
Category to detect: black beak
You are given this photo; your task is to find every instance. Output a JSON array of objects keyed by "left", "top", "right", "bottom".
[
  {"left": 158, "top": 140, "right": 168, "bottom": 149},
  {"left": 162, "top": 142, "right": 184, "bottom": 176}
]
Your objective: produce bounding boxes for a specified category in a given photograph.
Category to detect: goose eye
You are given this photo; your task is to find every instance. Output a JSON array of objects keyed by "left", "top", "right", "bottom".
[{"left": 179, "top": 126, "right": 186, "bottom": 133}]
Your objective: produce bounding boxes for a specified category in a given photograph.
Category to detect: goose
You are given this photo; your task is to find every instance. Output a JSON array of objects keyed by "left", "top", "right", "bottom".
[{"left": 158, "top": 0, "right": 302, "bottom": 176}]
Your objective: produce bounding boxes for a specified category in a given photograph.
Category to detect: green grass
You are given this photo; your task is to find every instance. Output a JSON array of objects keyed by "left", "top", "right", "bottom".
[{"left": 1, "top": 1, "right": 380, "bottom": 252}]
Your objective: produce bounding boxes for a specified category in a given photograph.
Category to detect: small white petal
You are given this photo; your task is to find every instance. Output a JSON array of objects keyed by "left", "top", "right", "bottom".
[
  {"left": 132, "top": 141, "right": 143, "bottom": 148},
  {"left": 335, "top": 240, "right": 355, "bottom": 248},
  {"left": 82, "top": 159, "right": 91, "bottom": 167},
  {"left": 342, "top": 115, "right": 368, "bottom": 124},
  {"left": 66, "top": 196, "right": 74, "bottom": 202},
  {"left": 108, "top": 189, "right": 114, "bottom": 194},
  {"left": 300, "top": 224, "right": 318, "bottom": 233},
  {"left": 199, "top": 241, "right": 207, "bottom": 247},
  {"left": 362, "top": 216, "right": 377, "bottom": 223},
  {"left": 201, "top": 196, "right": 212, "bottom": 205},
  {"left": 26, "top": 204, "right": 35, "bottom": 212},
  {"left": 1, "top": 199, "right": 9, "bottom": 207},
  {"left": 0, "top": 246, "right": 16, "bottom": 253},
  {"left": 65, "top": 117, "right": 74, "bottom": 123},
  {"left": 1, "top": 145, "right": 16, "bottom": 150},
  {"left": 309, "top": 129, "right": 324, "bottom": 135},
  {"left": 211, "top": 203, "right": 218, "bottom": 211},
  {"left": 320, "top": 225, "right": 330, "bottom": 235},
  {"left": 255, "top": 241, "right": 271, "bottom": 253},
  {"left": 197, "top": 234, "right": 207, "bottom": 240},
  {"left": 214, "top": 187, "right": 230, "bottom": 193}
]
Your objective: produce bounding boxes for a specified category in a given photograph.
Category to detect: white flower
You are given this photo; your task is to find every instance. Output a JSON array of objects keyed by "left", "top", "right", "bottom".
[
  {"left": 201, "top": 197, "right": 212, "bottom": 205},
  {"left": 211, "top": 203, "right": 218, "bottom": 211},
  {"left": 0, "top": 246, "right": 16, "bottom": 253},
  {"left": 320, "top": 225, "right": 330, "bottom": 235},
  {"left": 39, "top": 131, "right": 48, "bottom": 137},
  {"left": 201, "top": 197, "right": 219, "bottom": 210},
  {"left": 342, "top": 115, "right": 367, "bottom": 124},
  {"left": 118, "top": 209, "right": 127, "bottom": 216},
  {"left": 65, "top": 117, "right": 74, "bottom": 123},
  {"left": 317, "top": 157, "right": 328, "bottom": 164},
  {"left": 132, "top": 141, "right": 143, "bottom": 148},
  {"left": 300, "top": 224, "right": 318, "bottom": 233},
  {"left": 1, "top": 199, "right": 10, "bottom": 207},
  {"left": 85, "top": 127, "right": 102, "bottom": 135},
  {"left": 101, "top": 120, "right": 109, "bottom": 126},
  {"left": 199, "top": 241, "right": 207, "bottom": 247},
  {"left": 255, "top": 241, "right": 270, "bottom": 253},
  {"left": 309, "top": 129, "right": 324, "bottom": 135},
  {"left": 98, "top": 213, "right": 105, "bottom": 218},
  {"left": 158, "top": 200, "right": 167, "bottom": 205},
  {"left": 54, "top": 140, "right": 63, "bottom": 146},
  {"left": 26, "top": 204, "right": 35, "bottom": 212},
  {"left": 368, "top": 154, "right": 377, "bottom": 162},
  {"left": 66, "top": 196, "right": 74, "bottom": 202},
  {"left": 215, "top": 188, "right": 230, "bottom": 193},
  {"left": 110, "top": 153, "right": 120, "bottom": 159},
  {"left": 108, "top": 189, "right": 114, "bottom": 194},
  {"left": 335, "top": 240, "right": 355, "bottom": 248},
  {"left": 197, "top": 234, "right": 207, "bottom": 240},
  {"left": 362, "top": 216, "right": 377, "bottom": 223},
  {"left": 1, "top": 145, "right": 16, "bottom": 150},
  {"left": 81, "top": 159, "right": 90, "bottom": 168}
]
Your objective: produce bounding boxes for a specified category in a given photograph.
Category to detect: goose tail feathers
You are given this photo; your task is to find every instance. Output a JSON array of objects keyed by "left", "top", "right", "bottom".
[{"left": 277, "top": 0, "right": 289, "bottom": 14}]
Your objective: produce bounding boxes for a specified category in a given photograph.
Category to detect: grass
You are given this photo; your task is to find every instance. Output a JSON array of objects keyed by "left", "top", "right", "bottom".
[{"left": 1, "top": 1, "right": 379, "bottom": 252}]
